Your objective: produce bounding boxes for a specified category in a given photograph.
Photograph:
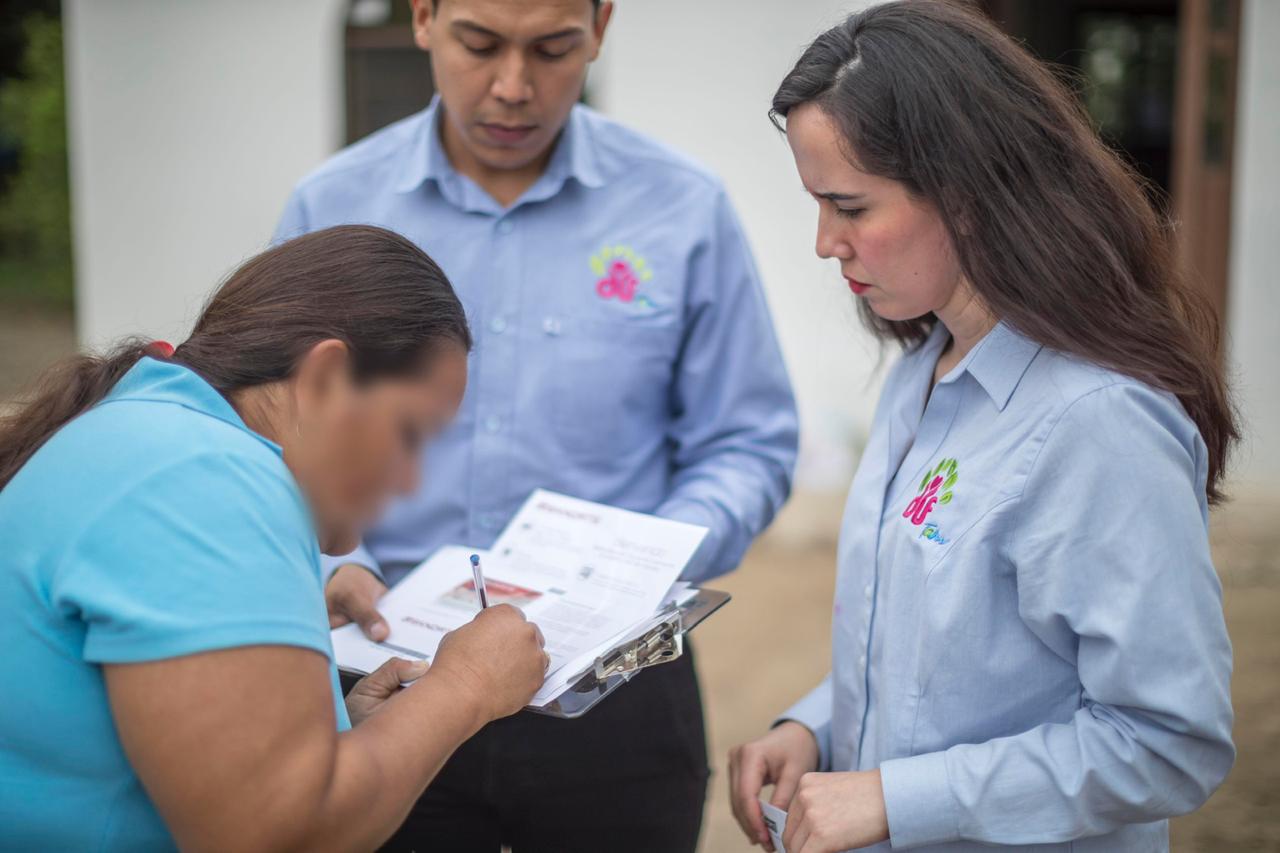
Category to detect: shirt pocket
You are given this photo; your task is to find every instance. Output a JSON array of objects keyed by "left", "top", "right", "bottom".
[{"left": 549, "top": 312, "right": 682, "bottom": 464}]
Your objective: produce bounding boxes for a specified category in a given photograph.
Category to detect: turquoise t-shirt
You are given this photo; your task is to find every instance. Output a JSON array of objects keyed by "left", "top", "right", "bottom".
[{"left": 0, "top": 357, "right": 350, "bottom": 851}]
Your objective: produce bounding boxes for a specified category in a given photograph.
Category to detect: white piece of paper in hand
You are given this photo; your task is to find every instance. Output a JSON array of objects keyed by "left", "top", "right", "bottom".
[
  {"left": 331, "top": 490, "right": 708, "bottom": 707},
  {"left": 760, "top": 799, "right": 788, "bottom": 853}
]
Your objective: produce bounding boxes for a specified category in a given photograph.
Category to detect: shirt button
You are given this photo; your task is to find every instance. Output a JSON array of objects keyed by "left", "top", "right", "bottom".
[
  {"left": 489, "top": 316, "right": 507, "bottom": 334},
  {"left": 858, "top": 654, "right": 867, "bottom": 668},
  {"left": 483, "top": 415, "right": 502, "bottom": 434},
  {"left": 542, "top": 316, "right": 562, "bottom": 336},
  {"left": 496, "top": 220, "right": 514, "bottom": 235},
  {"left": 863, "top": 584, "right": 873, "bottom": 601}
]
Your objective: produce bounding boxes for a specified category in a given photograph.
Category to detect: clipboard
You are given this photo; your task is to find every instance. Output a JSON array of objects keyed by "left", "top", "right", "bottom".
[{"left": 528, "top": 587, "right": 731, "bottom": 719}]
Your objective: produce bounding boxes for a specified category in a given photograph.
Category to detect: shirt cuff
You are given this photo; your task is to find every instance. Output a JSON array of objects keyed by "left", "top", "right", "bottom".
[
  {"left": 775, "top": 680, "right": 833, "bottom": 771},
  {"left": 653, "top": 500, "right": 722, "bottom": 582},
  {"left": 879, "top": 750, "right": 961, "bottom": 849},
  {"left": 320, "top": 543, "right": 384, "bottom": 585}
]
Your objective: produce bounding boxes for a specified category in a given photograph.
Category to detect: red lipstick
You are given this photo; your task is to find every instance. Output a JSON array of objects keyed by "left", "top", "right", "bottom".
[{"left": 845, "top": 277, "right": 870, "bottom": 295}]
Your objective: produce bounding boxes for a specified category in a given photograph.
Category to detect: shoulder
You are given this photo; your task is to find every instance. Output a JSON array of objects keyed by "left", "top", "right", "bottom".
[
  {"left": 44, "top": 403, "right": 328, "bottom": 663},
  {"left": 289, "top": 109, "right": 427, "bottom": 201},
  {"left": 70, "top": 396, "right": 308, "bottom": 534},
  {"left": 579, "top": 106, "right": 726, "bottom": 202},
  {"left": 1030, "top": 349, "right": 1194, "bottom": 434},
  {"left": 1018, "top": 349, "right": 1206, "bottom": 488}
]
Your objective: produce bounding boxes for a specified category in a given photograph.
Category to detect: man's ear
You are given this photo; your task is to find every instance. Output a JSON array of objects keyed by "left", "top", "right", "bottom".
[
  {"left": 589, "top": 2, "right": 615, "bottom": 60},
  {"left": 294, "top": 338, "right": 353, "bottom": 421},
  {"left": 410, "top": 0, "right": 435, "bottom": 53}
]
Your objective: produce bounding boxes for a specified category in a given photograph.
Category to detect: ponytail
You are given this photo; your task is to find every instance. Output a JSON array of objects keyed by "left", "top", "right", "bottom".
[
  {"left": 0, "top": 224, "right": 470, "bottom": 492},
  {"left": 0, "top": 339, "right": 166, "bottom": 489}
]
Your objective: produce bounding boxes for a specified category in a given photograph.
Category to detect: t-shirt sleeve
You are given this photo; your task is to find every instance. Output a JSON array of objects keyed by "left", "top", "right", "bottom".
[{"left": 52, "top": 449, "right": 332, "bottom": 664}]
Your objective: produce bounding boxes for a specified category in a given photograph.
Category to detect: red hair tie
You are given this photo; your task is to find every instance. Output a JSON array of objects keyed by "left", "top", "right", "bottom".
[{"left": 146, "top": 340, "right": 175, "bottom": 358}]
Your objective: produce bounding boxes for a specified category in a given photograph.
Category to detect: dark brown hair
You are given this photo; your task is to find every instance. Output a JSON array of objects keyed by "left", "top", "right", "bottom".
[
  {"left": 771, "top": 0, "right": 1237, "bottom": 501},
  {"left": 0, "top": 224, "right": 471, "bottom": 489}
]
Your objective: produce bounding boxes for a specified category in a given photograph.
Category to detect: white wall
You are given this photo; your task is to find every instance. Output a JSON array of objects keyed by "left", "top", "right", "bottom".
[
  {"left": 1226, "top": 0, "right": 1280, "bottom": 497},
  {"left": 64, "top": 0, "right": 348, "bottom": 348},
  {"left": 64, "top": 0, "right": 1276, "bottom": 498},
  {"left": 593, "top": 0, "right": 882, "bottom": 492},
  {"left": 64, "top": 0, "right": 881, "bottom": 493}
]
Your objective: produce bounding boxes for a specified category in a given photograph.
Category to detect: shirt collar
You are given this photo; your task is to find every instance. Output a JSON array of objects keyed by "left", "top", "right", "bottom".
[
  {"left": 939, "top": 320, "right": 1043, "bottom": 411},
  {"left": 394, "top": 97, "right": 606, "bottom": 199},
  {"left": 104, "top": 357, "right": 284, "bottom": 458}
]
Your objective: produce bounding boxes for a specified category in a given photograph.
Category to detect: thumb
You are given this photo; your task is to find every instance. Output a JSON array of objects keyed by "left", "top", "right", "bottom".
[
  {"left": 389, "top": 657, "right": 430, "bottom": 685},
  {"left": 362, "top": 657, "right": 429, "bottom": 695},
  {"left": 350, "top": 599, "right": 390, "bottom": 642}
]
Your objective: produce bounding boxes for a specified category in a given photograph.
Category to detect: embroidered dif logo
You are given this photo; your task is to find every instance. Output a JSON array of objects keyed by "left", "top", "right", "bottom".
[
  {"left": 904, "top": 457, "right": 957, "bottom": 526},
  {"left": 591, "top": 244, "right": 654, "bottom": 307}
]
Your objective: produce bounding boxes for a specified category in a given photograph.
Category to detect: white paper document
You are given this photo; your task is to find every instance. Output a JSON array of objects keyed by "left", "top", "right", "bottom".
[
  {"left": 330, "top": 489, "right": 707, "bottom": 707},
  {"left": 760, "top": 799, "right": 788, "bottom": 853}
]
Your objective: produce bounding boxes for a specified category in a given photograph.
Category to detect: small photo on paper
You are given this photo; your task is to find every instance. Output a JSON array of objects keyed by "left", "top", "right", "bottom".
[{"left": 438, "top": 578, "right": 543, "bottom": 611}]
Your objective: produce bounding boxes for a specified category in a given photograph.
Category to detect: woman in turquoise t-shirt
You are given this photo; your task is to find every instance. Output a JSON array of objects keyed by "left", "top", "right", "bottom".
[{"left": 0, "top": 225, "right": 548, "bottom": 851}]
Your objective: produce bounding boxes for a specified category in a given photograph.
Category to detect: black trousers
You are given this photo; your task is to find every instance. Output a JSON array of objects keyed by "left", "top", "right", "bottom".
[{"left": 379, "top": 644, "right": 709, "bottom": 853}]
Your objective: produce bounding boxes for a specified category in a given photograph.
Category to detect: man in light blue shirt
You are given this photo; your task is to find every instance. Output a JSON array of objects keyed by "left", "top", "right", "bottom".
[{"left": 274, "top": 1, "right": 797, "bottom": 849}]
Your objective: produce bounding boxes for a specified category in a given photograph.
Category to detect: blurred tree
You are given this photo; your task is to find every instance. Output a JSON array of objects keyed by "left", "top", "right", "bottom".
[{"left": 0, "top": 12, "right": 72, "bottom": 306}]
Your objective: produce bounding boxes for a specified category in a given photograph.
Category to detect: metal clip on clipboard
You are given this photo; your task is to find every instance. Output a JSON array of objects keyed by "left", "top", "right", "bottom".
[{"left": 528, "top": 587, "right": 731, "bottom": 719}]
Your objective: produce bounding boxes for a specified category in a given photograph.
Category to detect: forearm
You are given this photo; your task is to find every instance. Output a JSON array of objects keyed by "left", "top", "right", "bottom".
[
  {"left": 113, "top": 648, "right": 495, "bottom": 853},
  {"left": 297, "top": 670, "right": 487, "bottom": 851},
  {"left": 659, "top": 448, "right": 794, "bottom": 581},
  {"left": 879, "top": 705, "right": 1234, "bottom": 848}
]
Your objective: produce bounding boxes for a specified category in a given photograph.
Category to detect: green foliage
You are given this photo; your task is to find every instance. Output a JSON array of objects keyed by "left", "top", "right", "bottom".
[{"left": 0, "top": 14, "right": 73, "bottom": 306}]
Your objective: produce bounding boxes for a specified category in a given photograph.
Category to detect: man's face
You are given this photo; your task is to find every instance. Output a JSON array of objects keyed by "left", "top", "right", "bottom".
[{"left": 412, "top": 0, "right": 611, "bottom": 172}]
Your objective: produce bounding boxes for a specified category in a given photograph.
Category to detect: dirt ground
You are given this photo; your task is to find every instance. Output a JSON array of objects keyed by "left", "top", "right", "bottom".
[{"left": 1, "top": 307, "right": 1275, "bottom": 852}]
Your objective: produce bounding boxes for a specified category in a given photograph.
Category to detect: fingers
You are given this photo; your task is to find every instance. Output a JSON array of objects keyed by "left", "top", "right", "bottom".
[
  {"left": 353, "top": 657, "right": 428, "bottom": 701},
  {"left": 334, "top": 590, "right": 388, "bottom": 642},
  {"left": 729, "top": 745, "right": 771, "bottom": 848},
  {"left": 782, "top": 773, "right": 823, "bottom": 853},
  {"left": 782, "top": 791, "right": 807, "bottom": 853},
  {"left": 325, "top": 565, "right": 389, "bottom": 640},
  {"left": 387, "top": 657, "right": 430, "bottom": 685},
  {"left": 484, "top": 602, "right": 527, "bottom": 622},
  {"left": 371, "top": 653, "right": 430, "bottom": 686},
  {"left": 532, "top": 624, "right": 550, "bottom": 672},
  {"left": 770, "top": 763, "right": 804, "bottom": 811}
]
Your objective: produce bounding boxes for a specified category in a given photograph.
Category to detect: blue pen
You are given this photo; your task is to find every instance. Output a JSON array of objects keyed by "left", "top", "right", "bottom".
[{"left": 470, "top": 554, "right": 490, "bottom": 609}]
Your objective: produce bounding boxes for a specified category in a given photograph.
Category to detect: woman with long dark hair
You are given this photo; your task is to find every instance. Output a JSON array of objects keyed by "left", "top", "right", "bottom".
[
  {"left": 0, "top": 225, "right": 548, "bottom": 850},
  {"left": 729, "top": 2, "right": 1235, "bottom": 851}
]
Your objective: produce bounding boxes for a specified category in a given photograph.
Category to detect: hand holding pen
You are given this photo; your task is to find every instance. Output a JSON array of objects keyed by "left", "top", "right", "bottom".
[{"left": 470, "top": 553, "right": 490, "bottom": 609}]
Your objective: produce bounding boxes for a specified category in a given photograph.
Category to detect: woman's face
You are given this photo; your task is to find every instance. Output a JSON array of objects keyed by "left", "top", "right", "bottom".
[
  {"left": 786, "top": 102, "right": 967, "bottom": 321},
  {"left": 286, "top": 344, "right": 469, "bottom": 555}
]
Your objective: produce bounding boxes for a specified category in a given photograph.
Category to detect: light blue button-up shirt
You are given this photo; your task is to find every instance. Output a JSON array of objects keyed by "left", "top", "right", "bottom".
[
  {"left": 784, "top": 321, "right": 1233, "bottom": 851},
  {"left": 274, "top": 98, "right": 797, "bottom": 584}
]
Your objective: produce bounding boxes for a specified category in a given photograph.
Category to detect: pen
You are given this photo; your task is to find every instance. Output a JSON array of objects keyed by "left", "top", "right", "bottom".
[{"left": 470, "top": 553, "right": 490, "bottom": 609}]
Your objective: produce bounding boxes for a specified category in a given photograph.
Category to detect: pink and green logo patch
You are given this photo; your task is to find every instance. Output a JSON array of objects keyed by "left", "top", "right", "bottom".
[
  {"left": 904, "top": 457, "right": 957, "bottom": 526},
  {"left": 591, "top": 244, "right": 654, "bottom": 308}
]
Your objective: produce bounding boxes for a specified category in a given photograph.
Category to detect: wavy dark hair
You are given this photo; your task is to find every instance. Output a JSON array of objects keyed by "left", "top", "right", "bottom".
[
  {"left": 771, "top": 0, "right": 1237, "bottom": 502},
  {"left": 0, "top": 224, "right": 471, "bottom": 490}
]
